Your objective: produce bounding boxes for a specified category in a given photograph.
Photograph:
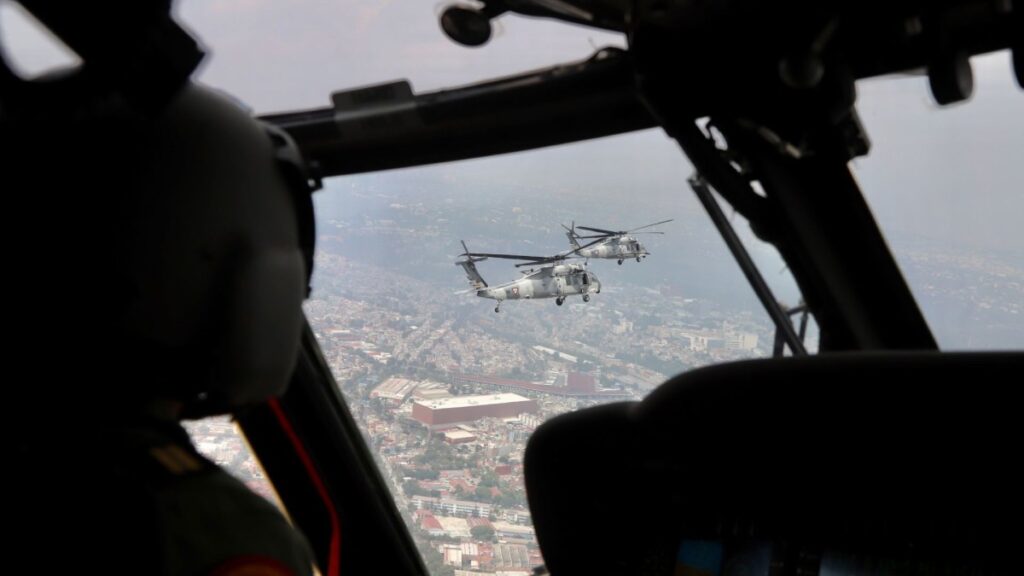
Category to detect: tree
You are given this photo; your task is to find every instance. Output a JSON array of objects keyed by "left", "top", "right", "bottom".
[
  {"left": 418, "top": 469, "right": 440, "bottom": 481},
  {"left": 478, "top": 470, "right": 499, "bottom": 488},
  {"left": 470, "top": 525, "right": 496, "bottom": 542},
  {"left": 474, "top": 485, "right": 492, "bottom": 501},
  {"left": 497, "top": 492, "right": 522, "bottom": 509},
  {"left": 402, "top": 480, "right": 429, "bottom": 497}
]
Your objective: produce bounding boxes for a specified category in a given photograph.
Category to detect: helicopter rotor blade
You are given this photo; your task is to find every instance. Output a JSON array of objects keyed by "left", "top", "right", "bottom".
[
  {"left": 626, "top": 219, "right": 674, "bottom": 233},
  {"left": 575, "top": 225, "right": 617, "bottom": 235},
  {"left": 514, "top": 252, "right": 579, "bottom": 267},
  {"left": 515, "top": 258, "right": 557, "bottom": 268},
  {"left": 464, "top": 252, "right": 552, "bottom": 262}
]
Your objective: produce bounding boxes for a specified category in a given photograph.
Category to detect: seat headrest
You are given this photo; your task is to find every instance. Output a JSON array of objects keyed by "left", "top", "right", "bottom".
[{"left": 525, "top": 352, "right": 1024, "bottom": 575}]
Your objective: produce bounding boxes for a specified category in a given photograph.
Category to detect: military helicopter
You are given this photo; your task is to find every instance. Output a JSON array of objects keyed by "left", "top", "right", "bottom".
[
  {"left": 456, "top": 241, "right": 601, "bottom": 312},
  {"left": 564, "top": 219, "right": 673, "bottom": 264}
]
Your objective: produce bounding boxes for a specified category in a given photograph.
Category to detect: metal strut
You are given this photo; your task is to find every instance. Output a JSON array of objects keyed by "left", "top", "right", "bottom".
[{"left": 689, "top": 174, "right": 807, "bottom": 357}]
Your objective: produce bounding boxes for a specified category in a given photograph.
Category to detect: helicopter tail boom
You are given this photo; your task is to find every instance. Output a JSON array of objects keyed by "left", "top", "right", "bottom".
[
  {"left": 457, "top": 240, "right": 489, "bottom": 290},
  {"left": 563, "top": 221, "right": 581, "bottom": 250},
  {"left": 456, "top": 259, "right": 488, "bottom": 290}
]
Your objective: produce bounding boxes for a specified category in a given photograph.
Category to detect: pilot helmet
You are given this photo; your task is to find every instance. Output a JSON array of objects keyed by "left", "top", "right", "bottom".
[
  {"left": 118, "top": 84, "right": 317, "bottom": 416},
  {"left": 2, "top": 10, "right": 316, "bottom": 420},
  {"left": 7, "top": 82, "right": 316, "bottom": 418}
]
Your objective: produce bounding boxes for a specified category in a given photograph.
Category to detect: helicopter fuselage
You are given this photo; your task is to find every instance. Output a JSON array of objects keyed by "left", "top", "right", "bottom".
[
  {"left": 457, "top": 242, "right": 601, "bottom": 311},
  {"left": 575, "top": 236, "right": 648, "bottom": 262},
  {"left": 478, "top": 263, "right": 600, "bottom": 302}
]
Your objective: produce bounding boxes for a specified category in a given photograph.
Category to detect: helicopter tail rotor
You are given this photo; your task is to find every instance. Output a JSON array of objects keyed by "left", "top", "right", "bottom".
[
  {"left": 459, "top": 240, "right": 489, "bottom": 263},
  {"left": 563, "top": 221, "right": 581, "bottom": 249},
  {"left": 456, "top": 240, "right": 489, "bottom": 289}
]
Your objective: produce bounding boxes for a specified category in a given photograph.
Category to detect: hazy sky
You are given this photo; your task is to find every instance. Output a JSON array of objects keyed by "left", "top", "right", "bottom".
[{"left": 3, "top": 1, "right": 1021, "bottom": 256}]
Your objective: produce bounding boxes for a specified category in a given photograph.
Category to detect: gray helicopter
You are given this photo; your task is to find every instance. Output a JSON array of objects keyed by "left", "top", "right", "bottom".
[
  {"left": 565, "top": 219, "right": 673, "bottom": 264},
  {"left": 456, "top": 241, "right": 601, "bottom": 313}
]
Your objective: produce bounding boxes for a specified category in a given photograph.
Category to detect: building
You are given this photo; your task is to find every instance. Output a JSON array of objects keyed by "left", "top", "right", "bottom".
[
  {"left": 492, "top": 544, "right": 531, "bottom": 570},
  {"left": 419, "top": 513, "right": 446, "bottom": 537},
  {"left": 566, "top": 371, "right": 596, "bottom": 394},
  {"left": 412, "top": 496, "right": 492, "bottom": 518},
  {"left": 412, "top": 393, "right": 537, "bottom": 428},
  {"left": 443, "top": 429, "right": 478, "bottom": 444},
  {"left": 442, "top": 545, "right": 463, "bottom": 567},
  {"left": 450, "top": 372, "right": 631, "bottom": 400},
  {"left": 466, "top": 517, "right": 493, "bottom": 530},
  {"left": 370, "top": 377, "right": 419, "bottom": 403},
  {"left": 412, "top": 381, "right": 452, "bottom": 400},
  {"left": 686, "top": 334, "right": 725, "bottom": 352},
  {"left": 725, "top": 331, "right": 759, "bottom": 351},
  {"left": 491, "top": 521, "right": 536, "bottom": 544},
  {"left": 532, "top": 345, "right": 578, "bottom": 363}
]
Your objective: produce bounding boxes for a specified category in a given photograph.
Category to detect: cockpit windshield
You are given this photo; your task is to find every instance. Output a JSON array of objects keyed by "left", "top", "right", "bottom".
[{"left": 173, "top": 4, "right": 1020, "bottom": 572}]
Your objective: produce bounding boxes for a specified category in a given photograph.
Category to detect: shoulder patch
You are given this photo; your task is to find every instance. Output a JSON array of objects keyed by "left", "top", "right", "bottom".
[
  {"left": 209, "top": 555, "right": 296, "bottom": 576},
  {"left": 149, "top": 444, "right": 203, "bottom": 475}
]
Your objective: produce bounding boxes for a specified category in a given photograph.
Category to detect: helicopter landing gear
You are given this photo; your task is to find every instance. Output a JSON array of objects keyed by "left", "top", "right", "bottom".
[
  {"left": 636, "top": 257, "right": 641, "bottom": 262},
  {"left": 583, "top": 294, "right": 590, "bottom": 303},
  {"left": 617, "top": 259, "right": 623, "bottom": 265},
  {"left": 494, "top": 305, "right": 500, "bottom": 313},
  {"left": 556, "top": 297, "right": 564, "bottom": 306}
]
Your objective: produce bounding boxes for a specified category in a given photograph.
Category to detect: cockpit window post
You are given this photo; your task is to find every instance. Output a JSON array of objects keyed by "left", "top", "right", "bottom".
[{"left": 689, "top": 175, "right": 808, "bottom": 356}]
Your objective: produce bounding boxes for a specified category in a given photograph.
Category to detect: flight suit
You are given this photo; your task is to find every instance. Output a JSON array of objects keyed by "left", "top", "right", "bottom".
[
  {"left": 15, "top": 420, "right": 317, "bottom": 576},
  {"left": 127, "top": 421, "right": 316, "bottom": 576}
]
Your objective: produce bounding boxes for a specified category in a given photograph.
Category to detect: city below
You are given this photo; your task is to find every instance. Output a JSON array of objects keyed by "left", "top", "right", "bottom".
[{"left": 188, "top": 247, "right": 770, "bottom": 576}]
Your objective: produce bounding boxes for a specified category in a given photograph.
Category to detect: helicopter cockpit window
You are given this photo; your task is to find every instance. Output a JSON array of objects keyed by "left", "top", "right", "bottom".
[
  {"left": 853, "top": 52, "right": 1023, "bottom": 350},
  {"left": 0, "top": 1, "right": 82, "bottom": 79},
  {"left": 299, "top": 132, "right": 778, "bottom": 573},
  {"left": 165, "top": 4, "right": 794, "bottom": 572}
]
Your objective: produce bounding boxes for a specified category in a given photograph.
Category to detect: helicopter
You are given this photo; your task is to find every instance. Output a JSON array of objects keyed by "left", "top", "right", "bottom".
[
  {"left": 564, "top": 219, "right": 673, "bottom": 264},
  {"left": 456, "top": 241, "right": 601, "bottom": 312}
]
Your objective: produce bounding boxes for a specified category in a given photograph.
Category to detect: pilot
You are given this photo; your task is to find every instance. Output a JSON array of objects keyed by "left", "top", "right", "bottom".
[{"left": 7, "top": 38, "right": 318, "bottom": 576}]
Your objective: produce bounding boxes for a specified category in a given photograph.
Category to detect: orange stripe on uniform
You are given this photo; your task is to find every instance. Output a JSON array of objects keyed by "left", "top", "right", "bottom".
[{"left": 209, "top": 555, "right": 295, "bottom": 576}]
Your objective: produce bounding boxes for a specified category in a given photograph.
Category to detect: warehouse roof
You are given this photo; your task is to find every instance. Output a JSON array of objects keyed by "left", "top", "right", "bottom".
[{"left": 415, "top": 393, "right": 531, "bottom": 410}]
